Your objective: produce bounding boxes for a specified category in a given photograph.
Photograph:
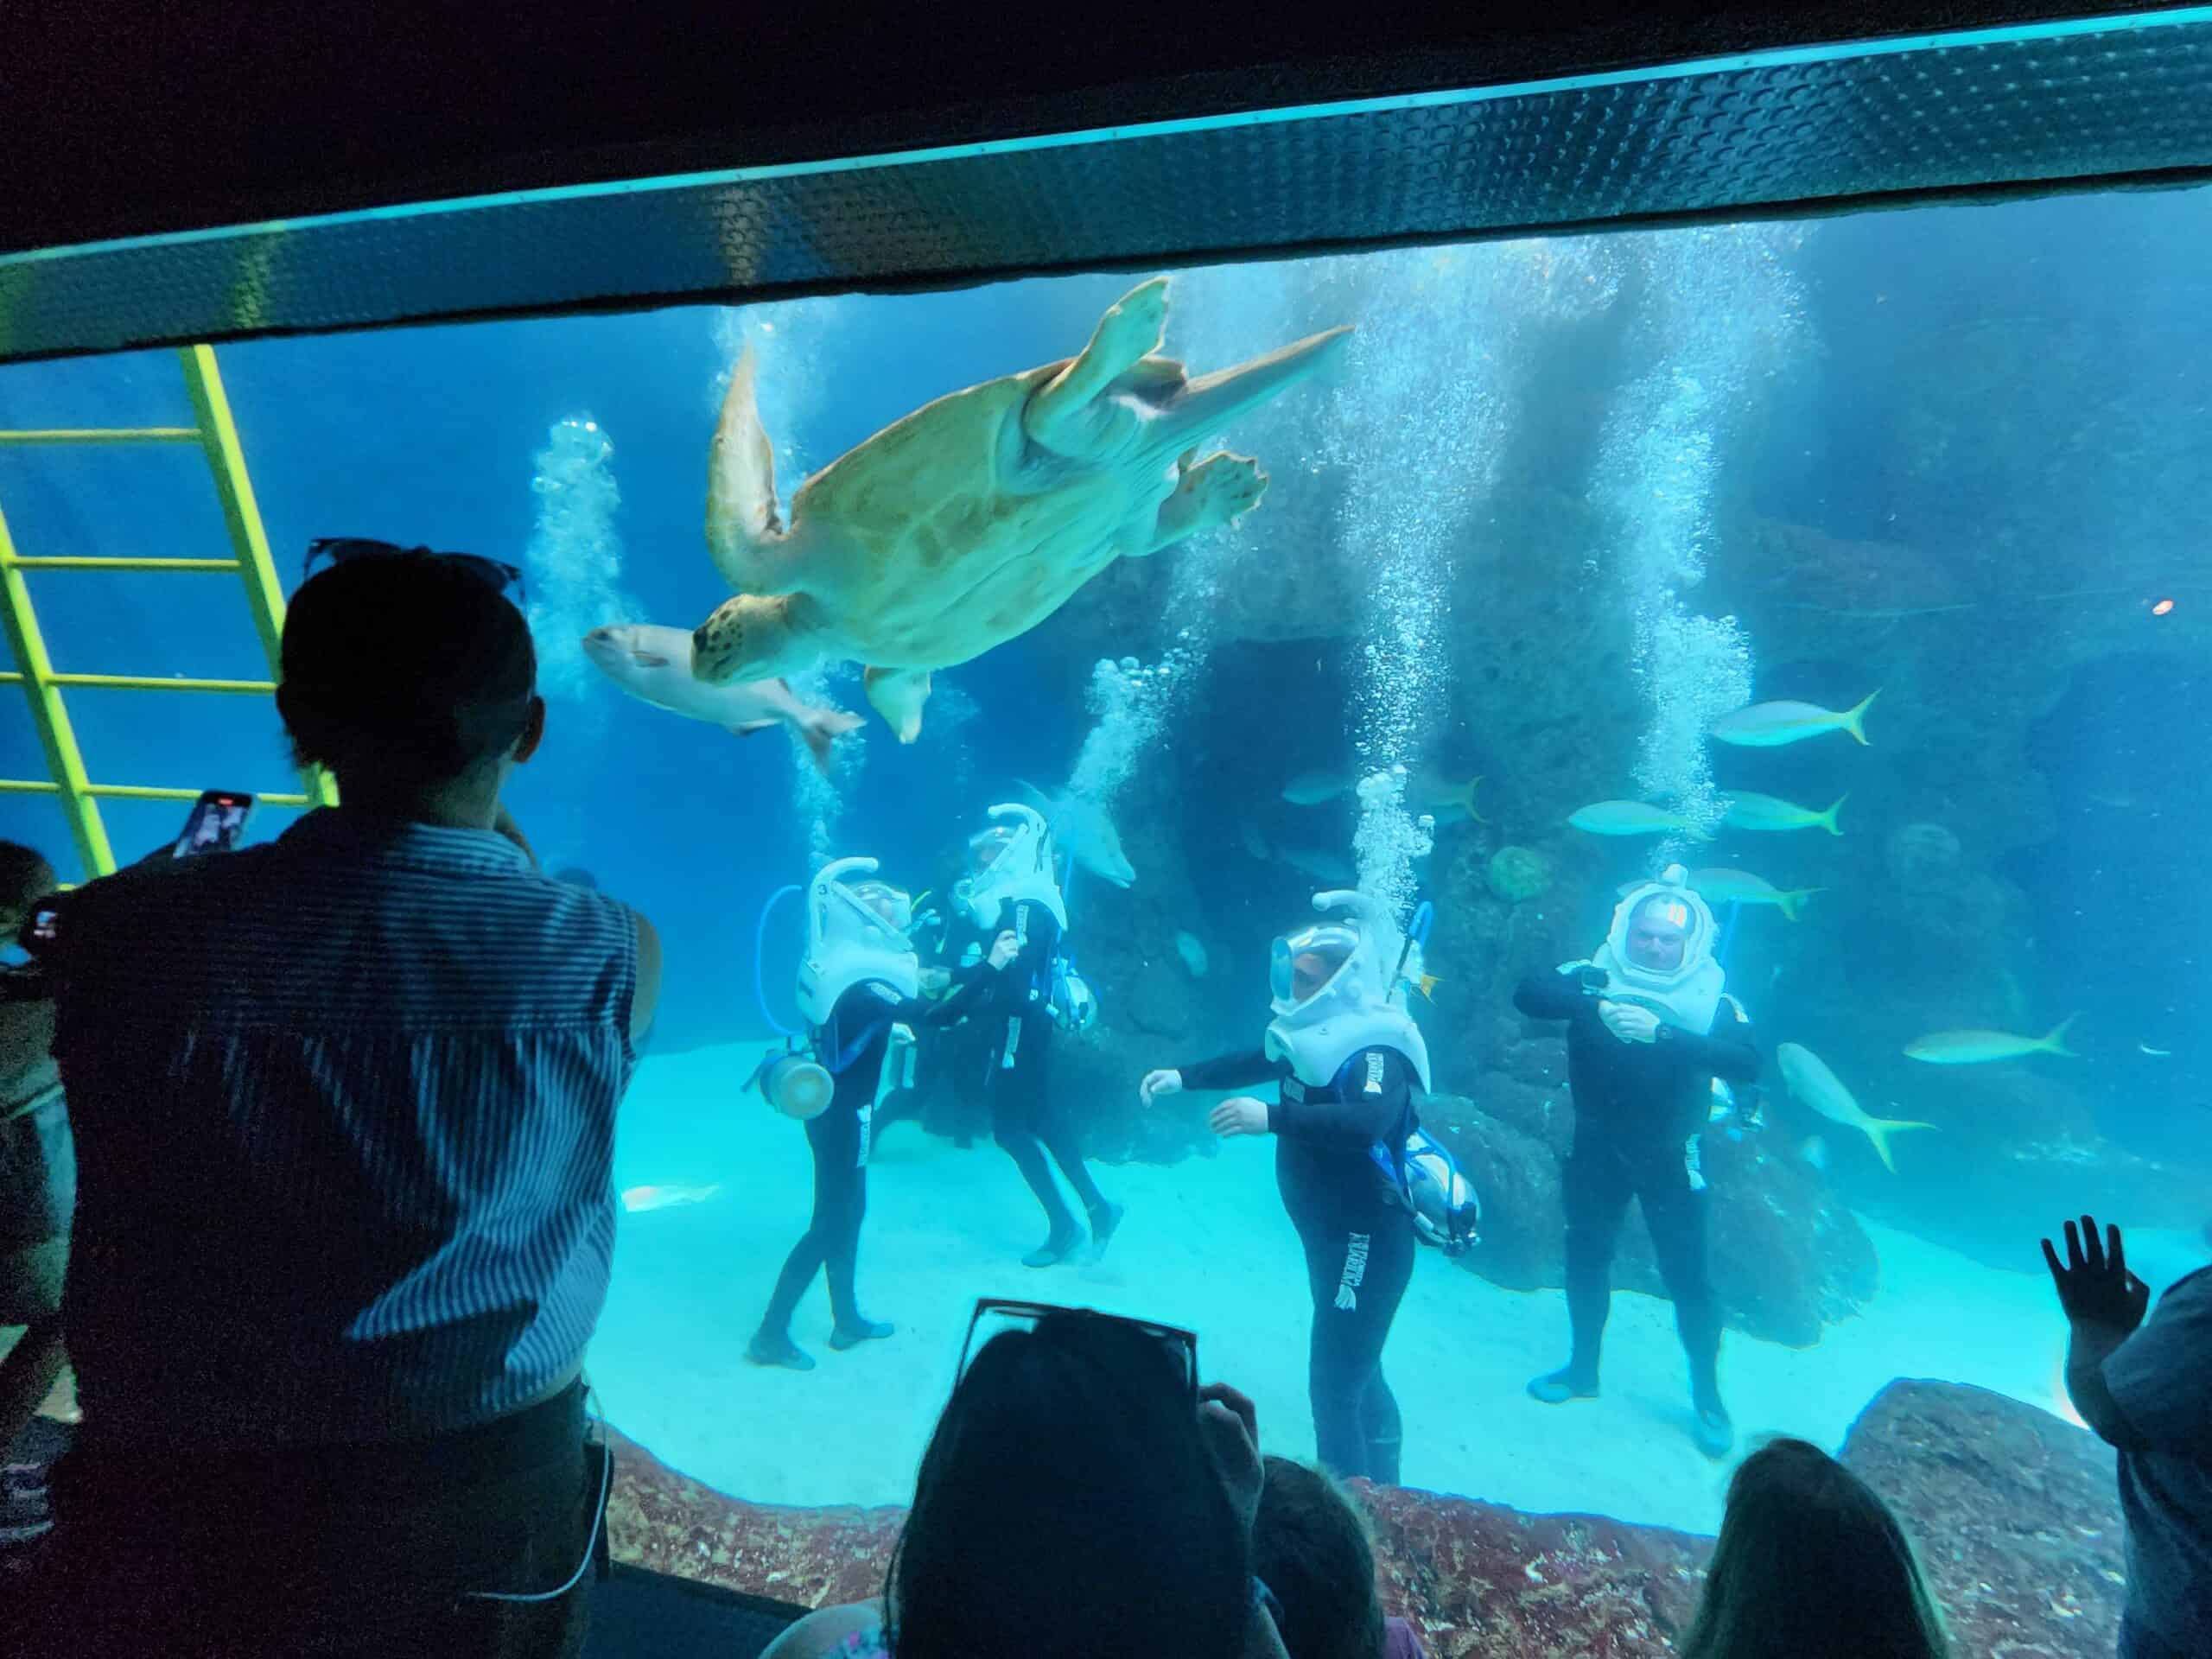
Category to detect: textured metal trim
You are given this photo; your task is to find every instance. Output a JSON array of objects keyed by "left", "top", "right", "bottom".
[{"left": 3, "top": 9, "right": 2211, "bottom": 363}]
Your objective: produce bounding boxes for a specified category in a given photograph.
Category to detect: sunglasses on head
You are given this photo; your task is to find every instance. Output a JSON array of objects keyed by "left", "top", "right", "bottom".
[
  {"left": 304, "top": 537, "right": 526, "bottom": 605},
  {"left": 957, "top": 1298, "right": 1198, "bottom": 1404}
]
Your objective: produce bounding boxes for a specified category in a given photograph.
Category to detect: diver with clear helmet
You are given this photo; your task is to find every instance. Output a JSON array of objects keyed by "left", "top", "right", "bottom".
[
  {"left": 956, "top": 803, "right": 1123, "bottom": 1268},
  {"left": 1141, "top": 890, "right": 1464, "bottom": 1484},
  {"left": 1512, "top": 865, "right": 1761, "bottom": 1458},
  {"left": 746, "top": 858, "right": 1001, "bottom": 1371}
]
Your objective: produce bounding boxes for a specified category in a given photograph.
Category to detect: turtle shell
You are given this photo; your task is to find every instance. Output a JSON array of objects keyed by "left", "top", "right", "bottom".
[{"left": 789, "top": 359, "right": 1187, "bottom": 667}]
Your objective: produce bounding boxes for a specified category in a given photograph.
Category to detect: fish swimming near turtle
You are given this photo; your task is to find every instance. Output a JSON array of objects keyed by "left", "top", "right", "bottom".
[
  {"left": 1775, "top": 1042, "right": 1935, "bottom": 1173},
  {"left": 1283, "top": 769, "right": 1484, "bottom": 823},
  {"left": 582, "top": 624, "right": 861, "bottom": 773},
  {"left": 1687, "top": 867, "right": 1825, "bottom": 921},
  {"left": 1568, "top": 800, "right": 1707, "bottom": 838},
  {"left": 1721, "top": 791, "right": 1847, "bottom": 836},
  {"left": 1712, "top": 691, "right": 1880, "bottom": 748},
  {"left": 1904, "top": 1016, "right": 2078, "bottom": 1065},
  {"left": 1016, "top": 779, "right": 1137, "bottom": 887},
  {"left": 620, "top": 1183, "right": 724, "bottom": 1213},
  {"left": 690, "top": 276, "right": 1353, "bottom": 740}
]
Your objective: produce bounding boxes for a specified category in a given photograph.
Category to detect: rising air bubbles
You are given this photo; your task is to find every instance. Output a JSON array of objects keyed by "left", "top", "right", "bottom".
[
  {"left": 524, "top": 415, "right": 635, "bottom": 704},
  {"left": 1598, "top": 228, "right": 1809, "bottom": 856}
]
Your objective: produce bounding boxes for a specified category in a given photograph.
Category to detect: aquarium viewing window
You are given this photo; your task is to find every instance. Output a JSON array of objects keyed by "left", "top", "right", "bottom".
[{"left": 3, "top": 10, "right": 2212, "bottom": 1659}]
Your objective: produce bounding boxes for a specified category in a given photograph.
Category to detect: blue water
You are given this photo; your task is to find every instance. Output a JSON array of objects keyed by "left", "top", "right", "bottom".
[{"left": 4, "top": 190, "right": 2209, "bottom": 1534}]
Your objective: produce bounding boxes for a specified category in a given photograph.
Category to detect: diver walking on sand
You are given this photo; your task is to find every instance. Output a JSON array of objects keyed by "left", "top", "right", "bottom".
[
  {"left": 957, "top": 804, "right": 1124, "bottom": 1268},
  {"left": 1513, "top": 865, "right": 1761, "bottom": 1458},
  {"left": 1143, "top": 890, "right": 1461, "bottom": 1484},
  {"left": 746, "top": 859, "right": 990, "bottom": 1370}
]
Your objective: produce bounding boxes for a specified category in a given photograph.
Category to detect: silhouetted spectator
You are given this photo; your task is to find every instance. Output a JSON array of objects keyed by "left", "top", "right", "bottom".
[
  {"left": 2044, "top": 1213, "right": 2210, "bottom": 1659},
  {"left": 1253, "top": 1455, "right": 1425, "bottom": 1659},
  {"left": 1678, "top": 1437, "right": 1948, "bottom": 1659},
  {"left": 0, "top": 841, "right": 69, "bottom": 1462},
  {"left": 763, "top": 1302, "right": 1293, "bottom": 1658},
  {"left": 19, "top": 543, "right": 661, "bottom": 1658}
]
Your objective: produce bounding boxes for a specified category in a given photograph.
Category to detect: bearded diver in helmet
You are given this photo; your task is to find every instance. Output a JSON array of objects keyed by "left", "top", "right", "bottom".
[
  {"left": 1141, "top": 890, "right": 1463, "bottom": 1484},
  {"left": 1512, "top": 865, "right": 1760, "bottom": 1458},
  {"left": 956, "top": 803, "right": 1122, "bottom": 1268},
  {"left": 746, "top": 859, "right": 998, "bottom": 1371}
]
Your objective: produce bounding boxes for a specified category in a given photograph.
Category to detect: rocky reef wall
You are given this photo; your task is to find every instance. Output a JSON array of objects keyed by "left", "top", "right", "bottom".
[{"left": 605, "top": 1376, "right": 2126, "bottom": 1658}]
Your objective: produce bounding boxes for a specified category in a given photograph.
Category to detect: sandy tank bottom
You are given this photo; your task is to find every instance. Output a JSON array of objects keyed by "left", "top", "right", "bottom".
[{"left": 588, "top": 1046, "right": 2194, "bottom": 1535}]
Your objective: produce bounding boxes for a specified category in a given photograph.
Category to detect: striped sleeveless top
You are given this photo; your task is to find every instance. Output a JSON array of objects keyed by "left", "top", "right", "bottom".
[{"left": 49, "top": 809, "right": 638, "bottom": 1447}]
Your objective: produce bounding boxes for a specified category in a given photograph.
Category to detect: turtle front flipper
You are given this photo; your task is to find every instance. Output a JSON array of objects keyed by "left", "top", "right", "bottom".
[
  {"left": 1022, "top": 276, "right": 1172, "bottom": 458},
  {"left": 692, "top": 592, "right": 823, "bottom": 685},
  {"left": 863, "top": 665, "right": 933, "bottom": 743},
  {"left": 706, "top": 348, "right": 798, "bottom": 594}
]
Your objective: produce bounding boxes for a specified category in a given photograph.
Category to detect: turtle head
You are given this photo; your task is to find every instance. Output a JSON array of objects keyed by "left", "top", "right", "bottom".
[{"left": 691, "top": 594, "right": 817, "bottom": 686}]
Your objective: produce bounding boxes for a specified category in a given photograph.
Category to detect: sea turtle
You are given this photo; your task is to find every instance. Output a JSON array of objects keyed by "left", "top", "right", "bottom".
[{"left": 691, "top": 276, "right": 1352, "bottom": 739}]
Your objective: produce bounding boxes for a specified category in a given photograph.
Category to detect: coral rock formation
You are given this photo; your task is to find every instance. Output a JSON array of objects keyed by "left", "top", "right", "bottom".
[{"left": 602, "top": 1378, "right": 2125, "bottom": 1659}]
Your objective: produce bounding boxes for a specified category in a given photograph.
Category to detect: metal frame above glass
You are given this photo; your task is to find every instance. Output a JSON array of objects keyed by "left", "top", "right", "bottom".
[{"left": 3, "top": 8, "right": 2211, "bottom": 363}]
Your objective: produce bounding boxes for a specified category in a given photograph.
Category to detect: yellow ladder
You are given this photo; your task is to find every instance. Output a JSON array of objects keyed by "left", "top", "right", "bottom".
[{"left": 0, "top": 345, "right": 336, "bottom": 880}]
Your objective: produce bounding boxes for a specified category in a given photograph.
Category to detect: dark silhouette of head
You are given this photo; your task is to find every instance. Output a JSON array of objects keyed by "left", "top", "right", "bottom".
[
  {"left": 888, "top": 1309, "right": 1248, "bottom": 1659},
  {"left": 0, "top": 841, "right": 56, "bottom": 935},
  {"left": 276, "top": 551, "right": 542, "bottom": 815},
  {"left": 1253, "top": 1455, "right": 1387, "bottom": 1659},
  {"left": 1680, "top": 1438, "right": 1948, "bottom": 1659}
]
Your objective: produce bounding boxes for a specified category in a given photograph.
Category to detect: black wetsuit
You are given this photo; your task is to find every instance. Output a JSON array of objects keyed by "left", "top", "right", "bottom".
[
  {"left": 758, "top": 978, "right": 969, "bottom": 1341},
  {"left": 963, "top": 897, "right": 1109, "bottom": 1250},
  {"left": 874, "top": 906, "right": 992, "bottom": 1151},
  {"left": 1177, "top": 1045, "right": 1420, "bottom": 1484},
  {"left": 1512, "top": 968, "right": 1760, "bottom": 1407}
]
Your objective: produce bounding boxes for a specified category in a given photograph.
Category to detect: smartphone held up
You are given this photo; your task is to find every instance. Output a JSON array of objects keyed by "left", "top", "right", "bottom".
[{"left": 172, "top": 790, "right": 255, "bottom": 860}]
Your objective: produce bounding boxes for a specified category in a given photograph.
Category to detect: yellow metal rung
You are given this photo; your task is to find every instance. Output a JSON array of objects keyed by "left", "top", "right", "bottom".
[
  {"left": 0, "top": 428, "right": 202, "bottom": 445},
  {"left": 0, "top": 505, "right": 110, "bottom": 874},
  {"left": 3, "top": 556, "right": 243, "bottom": 572},
  {"left": 83, "top": 785, "right": 315, "bottom": 806},
  {"left": 0, "top": 344, "right": 340, "bottom": 879},
  {"left": 49, "top": 674, "right": 276, "bottom": 694},
  {"left": 0, "top": 674, "right": 276, "bottom": 693}
]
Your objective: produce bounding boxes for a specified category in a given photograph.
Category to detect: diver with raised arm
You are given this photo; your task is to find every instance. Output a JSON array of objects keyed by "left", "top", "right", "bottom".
[
  {"left": 1512, "top": 864, "right": 1760, "bottom": 1458},
  {"left": 957, "top": 803, "right": 1123, "bottom": 1268},
  {"left": 1141, "top": 891, "right": 1474, "bottom": 1484},
  {"left": 747, "top": 859, "right": 1001, "bottom": 1370}
]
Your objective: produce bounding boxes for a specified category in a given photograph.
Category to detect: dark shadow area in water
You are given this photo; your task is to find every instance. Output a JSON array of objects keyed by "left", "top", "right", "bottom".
[{"left": 2009, "top": 652, "right": 2212, "bottom": 1170}]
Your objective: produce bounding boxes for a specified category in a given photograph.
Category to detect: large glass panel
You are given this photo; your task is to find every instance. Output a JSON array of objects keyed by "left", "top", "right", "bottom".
[{"left": 3, "top": 186, "right": 2205, "bottom": 1564}]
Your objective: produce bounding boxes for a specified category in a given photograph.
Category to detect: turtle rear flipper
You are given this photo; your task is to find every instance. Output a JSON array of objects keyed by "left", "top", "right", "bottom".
[
  {"left": 705, "top": 347, "right": 798, "bottom": 594},
  {"left": 1140, "top": 325, "right": 1353, "bottom": 463}
]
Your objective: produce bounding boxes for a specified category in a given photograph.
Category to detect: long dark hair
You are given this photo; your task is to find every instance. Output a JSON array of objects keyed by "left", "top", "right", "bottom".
[
  {"left": 887, "top": 1311, "right": 1249, "bottom": 1659},
  {"left": 1679, "top": 1438, "right": 1948, "bottom": 1659}
]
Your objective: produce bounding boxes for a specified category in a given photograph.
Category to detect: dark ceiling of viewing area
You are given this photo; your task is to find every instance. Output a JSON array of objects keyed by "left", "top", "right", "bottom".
[{"left": 2, "top": 3, "right": 2209, "bottom": 361}]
